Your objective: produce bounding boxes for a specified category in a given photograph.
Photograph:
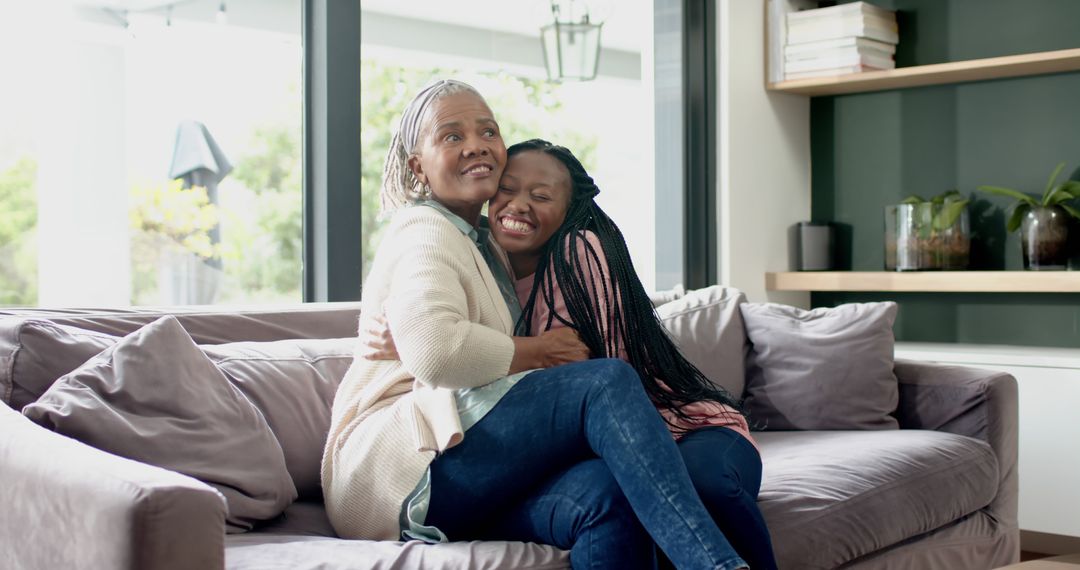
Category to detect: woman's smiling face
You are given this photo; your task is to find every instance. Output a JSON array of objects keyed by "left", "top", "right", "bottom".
[
  {"left": 408, "top": 92, "right": 506, "bottom": 224},
  {"left": 489, "top": 150, "right": 572, "bottom": 271}
]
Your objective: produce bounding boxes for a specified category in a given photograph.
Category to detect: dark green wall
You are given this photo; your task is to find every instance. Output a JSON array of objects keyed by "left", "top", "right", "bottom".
[{"left": 810, "top": 0, "right": 1080, "bottom": 347}]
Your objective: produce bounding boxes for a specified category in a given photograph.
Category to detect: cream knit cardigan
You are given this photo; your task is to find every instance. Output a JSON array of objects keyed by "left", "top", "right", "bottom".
[{"left": 321, "top": 206, "right": 516, "bottom": 540}]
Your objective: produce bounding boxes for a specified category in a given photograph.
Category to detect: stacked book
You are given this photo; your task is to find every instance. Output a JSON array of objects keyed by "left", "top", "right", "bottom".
[{"left": 784, "top": 2, "right": 898, "bottom": 80}]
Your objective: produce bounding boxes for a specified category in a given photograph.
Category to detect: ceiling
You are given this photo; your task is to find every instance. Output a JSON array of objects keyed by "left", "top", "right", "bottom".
[
  {"left": 78, "top": 0, "right": 190, "bottom": 10},
  {"left": 70, "top": 0, "right": 648, "bottom": 54},
  {"left": 359, "top": 0, "right": 648, "bottom": 53}
]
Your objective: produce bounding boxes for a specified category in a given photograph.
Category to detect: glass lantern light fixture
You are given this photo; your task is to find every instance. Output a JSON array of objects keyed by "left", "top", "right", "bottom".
[{"left": 540, "top": 0, "right": 603, "bottom": 82}]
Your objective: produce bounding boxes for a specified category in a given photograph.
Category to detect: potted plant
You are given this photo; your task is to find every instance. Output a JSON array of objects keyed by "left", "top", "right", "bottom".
[
  {"left": 885, "top": 190, "right": 970, "bottom": 271},
  {"left": 978, "top": 163, "right": 1080, "bottom": 270}
]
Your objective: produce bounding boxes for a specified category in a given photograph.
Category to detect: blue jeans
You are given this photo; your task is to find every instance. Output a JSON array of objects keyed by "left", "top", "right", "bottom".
[
  {"left": 426, "top": 359, "right": 748, "bottom": 570},
  {"left": 669, "top": 427, "right": 778, "bottom": 570}
]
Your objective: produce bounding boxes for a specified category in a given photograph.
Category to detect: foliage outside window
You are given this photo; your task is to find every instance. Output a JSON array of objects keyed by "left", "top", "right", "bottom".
[
  {"left": 0, "top": 157, "right": 37, "bottom": 306},
  {"left": 129, "top": 123, "right": 304, "bottom": 306},
  {"left": 219, "top": 124, "right": 304, "bottom": 303}
]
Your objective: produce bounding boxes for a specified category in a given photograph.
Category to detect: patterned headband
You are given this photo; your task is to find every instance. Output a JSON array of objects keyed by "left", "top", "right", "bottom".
[{"left": 399, "top": 79, "right": 478, "bottom": 154}]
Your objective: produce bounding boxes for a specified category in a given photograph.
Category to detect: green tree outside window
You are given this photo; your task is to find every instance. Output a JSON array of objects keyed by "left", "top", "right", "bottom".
[{"left": 0, "top": 157, "right": 38, "bottom": 306}]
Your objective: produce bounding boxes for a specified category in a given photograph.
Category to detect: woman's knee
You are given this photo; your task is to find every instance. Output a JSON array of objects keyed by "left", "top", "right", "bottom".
[
  {"left": 581, "top": 358, "right": 639, "bottom": 392},
  {"left": 680, "top": 430, "right": 762, "bottom": 501}
]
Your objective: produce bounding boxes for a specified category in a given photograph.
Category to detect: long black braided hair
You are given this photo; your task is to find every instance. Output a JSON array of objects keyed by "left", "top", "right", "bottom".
[{"left": 510, "top": 139, "right": 746, "bottom": 430}]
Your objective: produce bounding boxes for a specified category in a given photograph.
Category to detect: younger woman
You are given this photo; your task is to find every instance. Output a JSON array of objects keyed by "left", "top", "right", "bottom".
[{"left": 491, "top": 139, "right": 778, "bottom": 570}]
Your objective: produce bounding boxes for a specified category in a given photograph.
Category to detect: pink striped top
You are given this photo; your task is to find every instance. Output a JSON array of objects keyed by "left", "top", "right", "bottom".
[{"left": 513, "top": 231, "right": 756, "bottom": 449}]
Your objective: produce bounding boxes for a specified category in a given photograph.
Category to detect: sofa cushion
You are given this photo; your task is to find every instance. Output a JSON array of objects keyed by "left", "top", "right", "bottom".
[
  {"left": 22, "top": 316, "right": 298, "bottom": 532},
  {"left": 648, "top": 284, "right": 686, "bottom": 308},
  {"left": 202, "top": 338, "right": 353, "bottom": 499},
  {"left": 756, "top": 430, "right": 999, "bottom": 570},
  {"left": 655, "top": 286, "right": 747, "bottom": 398},
  {"left": 227, "top": 502, "right": 569, "bottom": 570},
  {"left": 1, "top": 318, "right": 353, "bottom": 500},
  {"left": 0, "top": 320, "right": 116, "bottom": 410},
  {"left": 741, "top": 302, "right": 899, "bottom": 430}
]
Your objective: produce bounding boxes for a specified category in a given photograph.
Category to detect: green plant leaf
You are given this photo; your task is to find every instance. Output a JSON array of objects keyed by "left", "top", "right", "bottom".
[
  {"left": 1042, "top": 162, "right": 1066, "bottom": 203},
  {"left": 978, "top": 185, "right": 1038, "bottom": 205},
  {"left": 914, "top": 202, "right": 935, "bottom": 238},
  {"left": 1046, "top": 185, "right": 1080, "bottom": 205},
  {"left": 934, "top": 199, "right": 970, "bottom": 230},
  {"left": 1061, "top": 203, "right": 1080, "bottom": 220},
  {"left": 901, "top": 195, "right": 926, "bottom": 204},
  {"left": 1061, "top": 180, "right": 1080, "bottom": 198},
  {"left": 940, "top": 189, "right": 964, "bottom": 202},
  {"left": 1006, "top": 203, "right": 1031, "bottom": 233},
  {"left": 1044, "top": 185, "right": 1065, "bottom": 205}
]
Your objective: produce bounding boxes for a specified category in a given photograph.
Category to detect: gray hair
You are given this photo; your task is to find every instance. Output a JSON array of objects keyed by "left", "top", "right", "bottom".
[{"left": 379, "top": 79, "right": 484, "bottom": 217}]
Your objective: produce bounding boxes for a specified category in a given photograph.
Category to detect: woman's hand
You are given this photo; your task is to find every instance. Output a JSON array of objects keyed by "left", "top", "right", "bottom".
[
  {"left": 536, "top": 328, "right": 590, "bottom": 367},
  {"left": 358, "top": 313, "right": 399, "bottom": 361},
  {"left": 364, "top": 309, "right": 588, "bottom": 372},
  {"left": 509, "top": 327, "right": 589, "bottom": 373}
]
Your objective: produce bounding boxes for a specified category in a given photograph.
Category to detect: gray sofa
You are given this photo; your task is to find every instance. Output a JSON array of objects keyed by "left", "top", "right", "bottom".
[{"left": 0, "top": 296, "right": 1019, "bottom": 570}]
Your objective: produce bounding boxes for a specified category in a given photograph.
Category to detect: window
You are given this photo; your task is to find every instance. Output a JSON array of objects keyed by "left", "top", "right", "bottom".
[
  {"left": 359, "top": 0, "right": 661, "bottom": 292},
  {"left": 0, "top": 0, "right": 303, "bottom": 307}
]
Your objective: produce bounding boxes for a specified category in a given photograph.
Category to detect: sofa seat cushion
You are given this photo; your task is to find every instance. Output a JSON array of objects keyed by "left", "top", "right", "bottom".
[
  {"left": 755, "top": 430, "right": 999, "bottom": 570},
  {"left": 227, "top": 502, "right": 569, "bottom": 570}
]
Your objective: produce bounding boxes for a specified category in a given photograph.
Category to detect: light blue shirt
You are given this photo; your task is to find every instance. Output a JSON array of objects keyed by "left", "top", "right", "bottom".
[{"left": 400, "top": 200, "right": 536, "bottom": 542}]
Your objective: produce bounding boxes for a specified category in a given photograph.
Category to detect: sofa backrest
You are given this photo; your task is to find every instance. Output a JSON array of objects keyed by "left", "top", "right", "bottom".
[
  {"left": 0, "top": 303, "right": 362, "bottom": 410},
  {"left": 0, "top": 303, "right": 362, "bottom": 344}
]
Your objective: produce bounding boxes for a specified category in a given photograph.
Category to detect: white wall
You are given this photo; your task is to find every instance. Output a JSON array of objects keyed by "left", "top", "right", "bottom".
[{"left": 716, "top": 0, "right": 811, "bottom": 306}]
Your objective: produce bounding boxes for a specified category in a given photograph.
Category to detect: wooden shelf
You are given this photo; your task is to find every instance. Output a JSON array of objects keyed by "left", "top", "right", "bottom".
[
  {"left": 766, "top": 271, "right": 1080, "bottom": 293},
  {"left": 767, "top": 47, "right": 1080, "bottom": 96}
]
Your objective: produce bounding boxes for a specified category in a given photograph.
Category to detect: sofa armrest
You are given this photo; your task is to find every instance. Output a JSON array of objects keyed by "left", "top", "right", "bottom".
[
  {"left": 0, "top": 403, "right": 227, "bottom": 570},
  {"left": 893, "top": 359, "right": 1018, "bottom": 528}
]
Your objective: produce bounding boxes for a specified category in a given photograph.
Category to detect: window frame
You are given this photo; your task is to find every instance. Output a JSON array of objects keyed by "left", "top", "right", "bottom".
[
  {"left": 682, "top": 0, "right": 718, "bottom": 289},
  {"left": 303, "top": 0, "right": 363, "bottom": 302}
]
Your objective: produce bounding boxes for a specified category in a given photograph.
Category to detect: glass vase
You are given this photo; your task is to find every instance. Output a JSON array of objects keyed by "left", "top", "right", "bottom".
[
  {"left": 939, "top": 207, "right": 970, "bottom": 270},
  {"left": 1020, "top": 205, "right": 1070, "bottom": 270},
  {"left": 885, "top": 204, "right": 940, "bottom": 271},
  {"left": 885, "top": 203, "right": 970, "bottom": 271}
]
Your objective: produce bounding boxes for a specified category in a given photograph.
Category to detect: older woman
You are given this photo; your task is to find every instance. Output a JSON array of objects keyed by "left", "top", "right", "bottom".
[{"left": 323, "top": 79, "right": 748, "bottom": 570}]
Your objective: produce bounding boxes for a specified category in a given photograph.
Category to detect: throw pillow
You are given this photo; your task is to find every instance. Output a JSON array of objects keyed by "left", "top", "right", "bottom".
[
  {"left": 22, "top": 316, "right": 298, "bottom": 532},
  {"left": 648, "top": 284, "right": 686, "bottom": 308},
  {"left": 740, "top": 301, "right": 899, "bottom": 431},
  {"left": 2, "top": 317, "right": 354, "bottom": 499},
  {"left": 0, "top": 320, "right": 115, "bottom": 410},
  {"left": 655, "top": 286, "right": 748, "bottom": 398}
]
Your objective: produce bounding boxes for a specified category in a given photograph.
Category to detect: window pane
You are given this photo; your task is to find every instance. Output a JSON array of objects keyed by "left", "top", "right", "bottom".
[
  {"left": 359, "top": 1, "right": 657, "bottom": 291},
  {"left": 0, "top": 0, "right": 302, "bottom": 307}
]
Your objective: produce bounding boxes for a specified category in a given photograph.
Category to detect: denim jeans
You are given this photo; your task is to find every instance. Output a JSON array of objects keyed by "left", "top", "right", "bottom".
[
  {"left": 669, "top": 427, "right": 778, "bottom": 570},
  {"left": 426, "top": 359, "right": 748, "bottom": 570}
]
